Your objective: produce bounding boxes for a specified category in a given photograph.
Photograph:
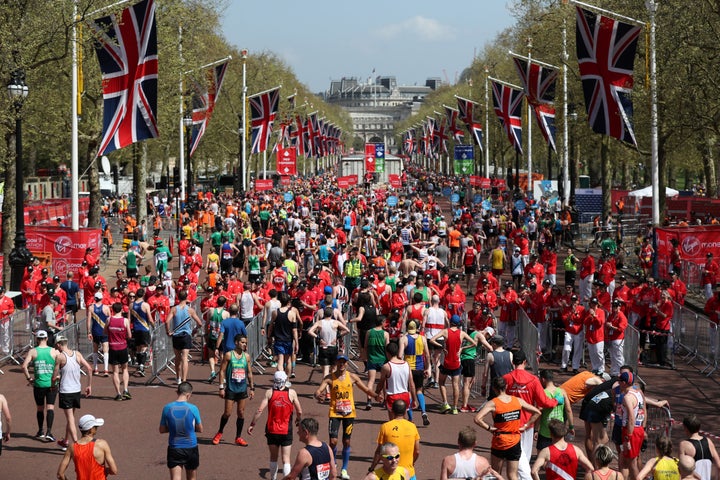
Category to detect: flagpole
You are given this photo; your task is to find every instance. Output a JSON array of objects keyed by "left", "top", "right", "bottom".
[
  {"left": 562, "top": 19, "right": 571, "bottom": 206},
  {"left": 527, "top": 38, "right": 533, "bottom": 197},
  {"left": 484, "top": 65, "right": 490, "bottom": 179},
  {"left": 647, "top": 0, "right": 659, "bottom": 224},
  {"left": 569, "top": 0, "right": 645, "bottom": 25},
  {"left": 241, "top": 49, "right": 247, "bottom": 192},
  {"left": 182, "top": 55, "right": 232, "bottom": 75},
  {"left": 178, "top": 25, "right": 186, "bottom": 202},
  {"left": 71, "top": 0, "right": 79, "bottom": 230}
]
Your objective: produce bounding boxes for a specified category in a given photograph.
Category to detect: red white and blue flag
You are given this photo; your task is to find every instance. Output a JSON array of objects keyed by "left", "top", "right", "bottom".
[
  {"left": 90, "top": 0, "right": 158, "bottom": 156},
  {"left": 188, "top": 60, "right": 228, "bottom": 157},
  {"left": 491, "top": 80, "right": 524, "bottom": 154},
  {"left": 455, "top": 95, "right": 476, "bottom": 126},
  {"left": 307, "top": 112, "right": 321, "bottom": 158},
  {"left": 512, "top": 56, "right": 558, "bottom": 151},
  {"left": 470, "top": 123, "right": 484, "bottom": 151},
  {"left": 445, "top": 106, "right": 465, "bottom": 144},
  {"left": 289, "top": 115, "right": 307, "bottom": 157},
  {"left": 576, "top": 6, "right": 641, "bottom": 146},
  {"left": 534, "top": 104, "right": 557, "bottom": 151},
  {"left": 249, "top": 86, "right": 280, "bottom": 154}
]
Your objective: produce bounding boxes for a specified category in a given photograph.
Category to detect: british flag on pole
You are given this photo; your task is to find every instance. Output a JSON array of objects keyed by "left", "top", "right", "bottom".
[
  {"left": 188, "top": 60, "right": 228, "bottom": 157},
  {"left": 576, "top": 6, "right": 641, "bottom": 146},
  {"left": 491, "top": 80, "right": 524, "bottom": 154},
  {"left": 512, "top": 56, "right": 558, "bottom": 151},
  {"left": 455, "top": 95, "right": 477, "bottom": 126},
  {"left": 445, "top": 106, "right": 465, "bottom": 144},
  {"left": 249, "top": 86, "right": 280, "bottom": 154},
  {"left": 90, "top": 0, "right": 158, "bottom": 156}
]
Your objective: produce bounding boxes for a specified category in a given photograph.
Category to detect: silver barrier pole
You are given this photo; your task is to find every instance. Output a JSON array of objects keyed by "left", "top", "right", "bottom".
[
  {"left": 146, "top": 321, "right": 173, "bottom": 386},
  {"left": 517, "top": 308, "right": 539, "bottom": 373}
]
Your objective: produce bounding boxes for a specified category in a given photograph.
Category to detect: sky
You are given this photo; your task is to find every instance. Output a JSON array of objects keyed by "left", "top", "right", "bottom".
[{"left": 220, "top": 1, "right": 516, "bottom": 94}]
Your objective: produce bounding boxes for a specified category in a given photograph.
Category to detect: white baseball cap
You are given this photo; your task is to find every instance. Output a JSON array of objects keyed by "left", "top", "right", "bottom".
[{"left": 78, "top": 414, "right": 104, "bottom": 431}]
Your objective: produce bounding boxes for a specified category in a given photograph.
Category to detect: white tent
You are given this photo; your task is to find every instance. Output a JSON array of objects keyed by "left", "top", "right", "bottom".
[{"left": 628, "top": 185, "right": 679, "bottom": 197}]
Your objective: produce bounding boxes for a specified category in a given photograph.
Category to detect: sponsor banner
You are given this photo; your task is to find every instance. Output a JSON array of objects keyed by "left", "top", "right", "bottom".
[
  {"left": 364, "top": 144, "right": 376, "bottom": 173},
  {"left": 375, "top": 143, "right": 385, "bottom": 173},
  {"left": 388, "top": 174, "right": 402, "bottom": 188},
  {"left": 23, "top": 227, "right": 102, "bottom": 277},
  {"left": 255, "top": 179, "right": 273, "bottom": 191},
  {"left": 279, "top": 176, "right": 291, "bottom": 186},
  {"left": 656, "top": 226, "right": 720, "bottom": 278},
  {"left": 469, "top": 176, "right": 491, "bottom": 188},
  {"left": 453, "top": 145, "right": 474, "bottom": 175},
  {"left": 337, "top": 176, "right": 350, "bottom": 189},
  {"left": 276, "top": 147, "right": 297, "bottom": 175},
  {"left": 346, "top": 174, "right": 358, "bottom": 186}
]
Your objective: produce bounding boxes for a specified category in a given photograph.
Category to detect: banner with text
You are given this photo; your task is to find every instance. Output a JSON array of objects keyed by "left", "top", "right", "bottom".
[
  {"left": 24, "top": 227, "right": 102, "bottom": 277},
  {"left": 656, "top": 226, "right": 720, "bottom": 278},
  {"left": 364, "top": 144, "right": 376, "bottom": 173},
  {"left": 374, "top": 143, "right": 385, "bottom": 173},
  {"left": 454, "top": 145, "right": 474, "bottom": 175},
  {"left": 388, "top": 174, "right": 402, "bottom": 188},
  {"left": 276, "top": 147, "right": 297, "bottom": 176},
  {"left": 255, "top": 179, "right": 274, "bottom": 191}
]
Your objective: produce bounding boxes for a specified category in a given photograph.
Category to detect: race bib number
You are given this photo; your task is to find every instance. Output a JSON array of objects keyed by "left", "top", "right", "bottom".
[
  {"left": 231, "top": 367, "right": 246, "bottom": 383},
  {"left": 335, "top": 399, "right": 352, "bottom": 416},
  {"left": 316, "top": 462, "right": 331, "bottom": 480},
  {"left": 157, "top": 252, "right": 168, "bottom": 261}
]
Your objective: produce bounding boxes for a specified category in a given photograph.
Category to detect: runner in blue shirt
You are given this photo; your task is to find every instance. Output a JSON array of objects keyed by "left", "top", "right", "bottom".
[{"left": 160, "top": 382, "right": 203, "bottom": 480}]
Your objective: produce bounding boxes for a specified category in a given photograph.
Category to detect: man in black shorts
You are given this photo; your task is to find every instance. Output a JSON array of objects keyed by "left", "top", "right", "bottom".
[
  {"left": 52, "top": 335, "right": 93, "bottom": 451},
  {"left": 307, "top": 307, "right": 350, "bottom": 381},
  {"left": 159, "top": 382, "right": 203, "bottom": 480},
  {"left": 21, "top": 330, "right": 60, "bottom": 442},
  {"left": 248, "top": 371, "right": 303, "bottom": 480},
  {"left": 578, "top": 374, "right": 616, "bottom": 464}
]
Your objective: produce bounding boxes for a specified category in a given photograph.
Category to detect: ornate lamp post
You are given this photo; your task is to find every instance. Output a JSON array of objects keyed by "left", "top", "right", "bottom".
[{"left": 8, "top": 69, "right": 31, "bottom": 304}]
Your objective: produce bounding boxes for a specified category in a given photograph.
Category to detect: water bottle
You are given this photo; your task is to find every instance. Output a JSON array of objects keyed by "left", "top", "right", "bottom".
[{"left": 566, "top": 431, "right": 575, "bottom": 442}]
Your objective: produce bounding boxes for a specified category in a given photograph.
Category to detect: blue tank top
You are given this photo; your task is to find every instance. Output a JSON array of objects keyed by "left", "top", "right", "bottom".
[
  {"left": 226, "top": 351, "right": 249, "bottom": 394},
  {"left": 404, "top": 333, "right": 425, "bottom": 370},
  {"left": 319, "top": 245, "right": 330, "bottom": 262},
  {"left": 221, "top": 242, "right": 233, "bottom": 260},
  {"left": 131, "top": 300, "right": 151, "bottom": 332},
  {"left": 304, "top": 443, "right": 333, "bottom": 480},
  {"left": 173, "top": 305, "right": 192, "bottom": 336},
  {"left": 91, "top": 304, "right": 108, "bottom": 336}
]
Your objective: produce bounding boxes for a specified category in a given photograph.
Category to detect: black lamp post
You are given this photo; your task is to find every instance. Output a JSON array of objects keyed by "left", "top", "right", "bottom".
[
  {"left": 8, "top": 69, "right": 31, "bottom": 305},
  {"left": 183, "top": 114, "right": 193, "bottom": 198}
]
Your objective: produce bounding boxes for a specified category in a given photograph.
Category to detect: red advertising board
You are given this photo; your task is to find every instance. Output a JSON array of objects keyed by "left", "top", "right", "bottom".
[
  {"left": 276, "top": 147, "right": 297, "bottom": 176},
  {"left": 388, "top": 174, "right": 402, "bottom": 188},
  {"left": 346, "top": 174, "right": 358, "bottom": 186},
  {"left": 279, "top": 176, "right": 291, "bottom": 186},
  {"left": 470, "top": 175, "right": 481, "bottom": 187},
  {"left": 23, "top": 227, "right": 102, "bottom": 277},
  {"left": 255, "top": 179, "right": 273, "bottom": 191},
  {"left": 337, "top": 177, "right": 350, "bottom": 189},
  {"left": 364, "top": 144, "right": 376, "bottom": 173},
  {"left": 656, "top": 226, "right": 720, "bottom": 278}
]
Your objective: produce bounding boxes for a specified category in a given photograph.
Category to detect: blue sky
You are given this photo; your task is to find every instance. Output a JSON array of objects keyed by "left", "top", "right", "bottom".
[{"left": 220, "top": 1, "right": 516, "bottom": 93}]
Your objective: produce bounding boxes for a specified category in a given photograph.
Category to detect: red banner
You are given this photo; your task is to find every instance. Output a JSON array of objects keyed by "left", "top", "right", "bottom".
[
  {"left": 364, "top": 144, "right": 376, "bottom": 173},
  {"left": 23, "top": 227, "right": 102, "bottom": 277},
  {"left": 255, "top": 179, "right": 273, "bottom": 191},
  {"left": 276, "top": 147, "right": 297, "bottom": 176},
  {"left": 279, "top": 176, "right": 291, "bottom": 186},
  {"left": 346, "top": 174, "right": 358, "bottom": 186},
  {"left": 470, "top": 175, "right": 481, "bottom": 187},
  {"left": 388, "top": 174, "right": 402, "bottom": 188},
  {"left": 656, "top": 226, "right": 720, "bottom": 278},
  {"left": 337, "top": 177, "right": 350, "bottom": 189}
]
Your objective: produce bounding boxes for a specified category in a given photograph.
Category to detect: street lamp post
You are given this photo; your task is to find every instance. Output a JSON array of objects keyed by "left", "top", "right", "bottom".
[
  {"left": 568, "top": 105, "right": 578, "bottom": 206},
  {"left": 183, "top": 115, "right": 193, "bottom": 198},
  {"left": 8, "top": 69, "right": 31, "bottom": 305}
]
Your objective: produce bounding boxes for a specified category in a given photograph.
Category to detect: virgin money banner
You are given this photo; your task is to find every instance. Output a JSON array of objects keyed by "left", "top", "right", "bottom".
[
  {"left": 346, "top": 174, "right": 358, "bottom": 186},
  {"left": 279, "top": 176, "right": 291, "bottom": 186},
  {"left": 337, "top": 176, "right": 351, "bottom": 189},
  {"left": 656, "top": 226, "right": 720, "bottom": 278},
  {"left": 388, "top": 174, "right": 402, "bottom": 188},
  {"left": 276, "top": 148, "right": 297, "bottom": 176},
  {"left": 364, "top": 144, "right": 376, "bottom": 173},
  {"left": 255, "top": 179, "right": 273, "bottom": 191},
  {"left": 24, "top": 227, "right": 102, "bottom": 277}
]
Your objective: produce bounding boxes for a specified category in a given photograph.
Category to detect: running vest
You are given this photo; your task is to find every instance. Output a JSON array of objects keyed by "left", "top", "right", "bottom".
[
  {"left": 367, "top": 328, "right": 387, "bottom": 365},
  {"left": 273, "top": 308, "right": 295, "bottom": 343},
  {"left": 442, "top": 328, "right": 462, "bottom": 370},
  {"left": 208, "top": 308, "right": 224, "bottom": 341},
  {"left": 689, "top": 437, "right": 713, "bottom": 480},
  {"left": 131, "top": 301, "right": 151, "bottom": 332},
  {"left": 491, "top": 396, "right": 522, "bottom": 450},
  {"left": 73, "top": 440, "right": 106, "bottom": 480},
  {"left": 652, "top": 457, "right": 680, "bottom": 480},
  {"left": 546, "top": 443, "right": 578, "bottom": 480},
  {"left": 385, "top": 361, "right": 410, "bottom": 395},
  {"left": 91, "top": 304, "right": 108, "bottom": 336},
  {"left": 425, "top": 307, "right": 445, "bottom": 339},
  {"left": 226, "top": 351, "right": 248, "bottom": 394},
  {"left": 107, "top": 316, "right": 127, "bottom": 351},
  {"left": 403, "top": 334, "right": 425, "bottom": 370},
  {"left": 449, "top": 453, "right": 478, "bottom": 479},
  {"left": 33, "top": 346, "right": 55, "bottom": 388},
  {"left": 59, "top": 350, "right": 82, "bottom": 394},
  {"left": 329, "top": 373, "right": 356, "bottom": 418},
  {"left": 371, "top": 467, "right": 407, "bottom": 480},
  {"left": 302, "top": 443, "right": 333, "bottom": 480},
  {"left": 266, "top": 389, "right": 293, "bottom": 435},
  {"left": 622, "top": 389, "right": 645, "bottom": 427},
  {"left": 173, "top": 305, "right": 192, "bottom": 336}
]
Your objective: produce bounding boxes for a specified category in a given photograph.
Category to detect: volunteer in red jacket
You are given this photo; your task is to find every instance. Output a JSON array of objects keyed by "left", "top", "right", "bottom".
[
  {"left": 606, "top": 299, "right": 628, "bottom": 376},
  {"left": 583, "top": 297, "right": 606, "bottom": 374}
]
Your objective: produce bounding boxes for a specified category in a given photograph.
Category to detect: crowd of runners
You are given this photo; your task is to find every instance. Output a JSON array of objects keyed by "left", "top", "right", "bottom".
[{"left": 2, "top": 165, "right": 720, "bottom": 480}]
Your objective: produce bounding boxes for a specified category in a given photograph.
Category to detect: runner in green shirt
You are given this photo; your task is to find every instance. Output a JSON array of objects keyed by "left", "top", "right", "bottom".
[{"left": 21, "top": 330, "right": 61, "bottom": 440}]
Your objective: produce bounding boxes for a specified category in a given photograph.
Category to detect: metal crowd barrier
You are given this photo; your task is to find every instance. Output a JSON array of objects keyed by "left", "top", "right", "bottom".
[
  {"left": 517, "top": 308, "right": 540, "bottom": 373},
  {"left": 679, "top": 259, "right": 703, "bottom": 294},
  {"left": 246, "top": 311, "right": 266, "bottom": 374},
  {"left": 0, "top": 307, "right": 36, "bottom": 371},
  {"left": 146, "top": 321, "right": 174, "bottom": 386},
  {"left": 671, "top": 301, "right": 719, "bottom": 376},
  {"left": 605, "top": 406, "right": 672, "bottom": 464},
  {"left": 623, "top": 325, "right": 640, "bottom": 375}
]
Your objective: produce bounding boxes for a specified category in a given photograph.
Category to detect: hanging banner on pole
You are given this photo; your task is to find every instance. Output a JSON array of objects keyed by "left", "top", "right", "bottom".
[
  {"left": 453, "top": 145, "right": 474, "bottom": 175},
  {"left": 276, "top": 147, "right": 297, "bottom": 175},
  {"left": 364, "top": 144, "right": 376, "bottom": 173},
  {"left": 255, "top": 179, "right": 273, "bottom": 191},
  {"left": 375, "top": 143, "right": 385, "bottom": 173}
]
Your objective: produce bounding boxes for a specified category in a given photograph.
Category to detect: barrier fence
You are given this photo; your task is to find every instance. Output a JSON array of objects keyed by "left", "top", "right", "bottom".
[
  {"left": 518, "top": 308, "right": 540, "bottom": 374},
  {"left": 0, "top": 307, "right": 36, "bottom": 373},
  {"left": 671, "top": 301, "right": 719, "bottom": 376},
  {"left": 605, "top": 406, "right": 673, "bottom": 465}
]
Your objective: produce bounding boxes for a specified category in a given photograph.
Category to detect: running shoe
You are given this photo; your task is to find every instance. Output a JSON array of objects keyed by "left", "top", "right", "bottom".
[
  {"left": 45, "top": 432, "right": 56, "bottom": 442},
  {"left": 460, "top": 405, "right": 477, "bottom": 413},
  {"left": 235, "top": 437, "right": 248, "bottom": 446},
  {"left": 35, "top": 430, "right": 45, "bottom": 440},
  {"left": 212, "top": 432, "right": 223, "bottom": 445},
  {"left": 114, "top": 394, "right": 124, "bottom": 401},
  {"left": 340, "top": 469, "right": 350, "bottom": 480},
  {"left": 365, "top": 402, "right": 372, "bottom": 411},
  {"left": 207, "top": 371, "right": 217, "bottom": 383},
  {"left": 440, "top": 403, "right": 452, "bottom": 414},
  {"left": 451, "top": 408, "right": 459, "bottom": 415},
  {"left": 290, "top": 372, "right": 296, "bottom": 379},
  {"left": 270, "top": 361, "right": 278, "bottom": 368},
  {"left": 57, "top": 439, "right": 69, "bottom": 451},
  {"left": 422, "top": 413, "right": 430, "bottom": 426},
  {"left": 123, "top": 390, "right": 132, "bottom": 400}
]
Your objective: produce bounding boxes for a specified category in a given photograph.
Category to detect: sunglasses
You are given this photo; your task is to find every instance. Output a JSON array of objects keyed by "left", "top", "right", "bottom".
[{"left": 383, "top": 454, "right": 400, "bottom": 461}]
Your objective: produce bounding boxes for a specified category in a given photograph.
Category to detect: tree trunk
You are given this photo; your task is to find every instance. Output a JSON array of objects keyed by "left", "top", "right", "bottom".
[
  {"left": 87, "top": 139, "right": 102, "bottom": 229},
  {"left": 2, "top": 132, "right": 17, "bottom": 286},
  {"left": 601, "top": 138, "right": 611, "bottom": 219},
  {"left": 702, "top": 136, "right": 717, "bottom": 198},
  {"left": 137, "top": 142, "right": 147, "bottom": 222}
]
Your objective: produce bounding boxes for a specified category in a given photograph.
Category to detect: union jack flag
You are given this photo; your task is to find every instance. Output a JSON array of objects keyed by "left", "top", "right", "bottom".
[
  {"left": 403, "top": 129, "right": 416, "bottom": 156},
  {"left": 534, "top": 104, "right": 557, "bottom": 151},
  {"left": 188, "top": 60, "right": 228, "bottom": 157},
  {"left": 445, "top": 106, "right": 465, "bottom": 144},
  {"left": 470, "top": 123, "right": 484, "bottom": 151},
  {"left": 435, "top": 118, "right": 449, "bottom": 155},
  {"left": 289, "top": 115, "right": 307, "bottom": 157},
  {"left": 455, "top": 95, "right": 477, "bottom": 126},
  {"left": 512, "top": 56, "right": 558, "bottom": 106},
  {"left": 249, "top": 86, "right": 280, "bottom": 154},
  {"left": 271, "top": 121, "right": 291, "bottom": 154},
  {"left": 307, "top": 113, "right": 321, "bottom": 157},
  {"left": 576, "top": 6, "right": 641, "bottom": 146},
  {"left": 90, "top": 0, "right": 158, "bottom": 156},
  {"left": 491, "top": 80, "right": 524, "bottom": 154}
]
